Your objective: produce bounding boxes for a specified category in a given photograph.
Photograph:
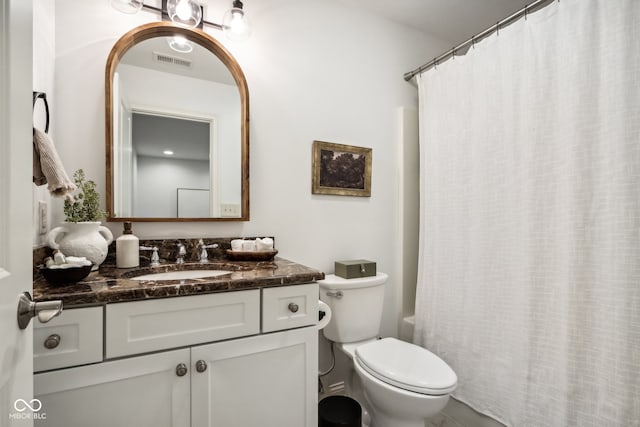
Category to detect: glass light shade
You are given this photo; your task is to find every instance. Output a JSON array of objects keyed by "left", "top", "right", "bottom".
[
  {"left": 110, "top": 0, "right": 143, "bottom": 14},
  {"left": 168, "top": 36, "right": 194, "bottom": 53},
  {"left": 222, "top": 5, "right": 252, "bottom": 41},
  {"left": 167, "top": 0, "right": 202, "bottom": 28}
]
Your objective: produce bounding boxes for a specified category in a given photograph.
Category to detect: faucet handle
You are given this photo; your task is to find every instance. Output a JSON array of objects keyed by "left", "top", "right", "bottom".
[
  {"left": 198, "top": 239, "right": 219, "bottom": 250},
  {"left": 176, "top": 241, "right": 186, "bottom": 255},
  {"left": 198, "top": 241, "right": 219, "bottom": 263},
  {"left": 175, "top": 242, "right": 187, "bottom": 264},
  {"left": 140, "top": 246, "right": 160, "bottom": 267}
]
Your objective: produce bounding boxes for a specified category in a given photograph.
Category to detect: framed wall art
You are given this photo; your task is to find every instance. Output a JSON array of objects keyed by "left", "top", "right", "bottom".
[{"left": 311, "top": 140, "right": 372, "bottom": 197}]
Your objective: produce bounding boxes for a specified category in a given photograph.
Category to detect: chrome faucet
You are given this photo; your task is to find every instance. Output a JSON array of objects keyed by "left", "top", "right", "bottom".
[
  {"left": 198, "top": 239, "right": 219, "bottom": 263},
  {"left": 140, "top": 246, "right": 160, "bottom": 267},
  {"left": 176, "top": 242, "right": 187, "bottom": 264}
]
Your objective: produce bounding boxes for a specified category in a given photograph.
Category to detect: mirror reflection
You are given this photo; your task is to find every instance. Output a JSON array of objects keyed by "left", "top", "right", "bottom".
[{"left": 107, "top": 23, "right": 249, "bottom": 221}]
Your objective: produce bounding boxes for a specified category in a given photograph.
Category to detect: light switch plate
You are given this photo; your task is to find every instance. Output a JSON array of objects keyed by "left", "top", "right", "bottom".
[{"left": 221, "top": 203, "right": 241, "bottom": 217}]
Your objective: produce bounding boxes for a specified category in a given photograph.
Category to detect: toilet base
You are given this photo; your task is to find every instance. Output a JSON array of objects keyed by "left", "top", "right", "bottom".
[{"left": 355, "top": 356, "right": 450, "bottom": 427}]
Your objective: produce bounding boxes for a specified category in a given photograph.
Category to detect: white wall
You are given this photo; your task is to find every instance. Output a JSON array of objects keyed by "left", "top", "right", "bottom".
[
  {"left": 135, "top": 156, "right": 209, "bottom": 217},
  {"left": 51, "top": 0, "right": 450, "bottom": 338},
  {"left": 32, "top": 0, "right": 55, "bottom": 246}
]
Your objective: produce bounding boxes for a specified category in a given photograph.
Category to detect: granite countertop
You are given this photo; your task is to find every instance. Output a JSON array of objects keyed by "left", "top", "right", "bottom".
[{"left": 33, "top": 257, "right": 325, "bottom": 307}]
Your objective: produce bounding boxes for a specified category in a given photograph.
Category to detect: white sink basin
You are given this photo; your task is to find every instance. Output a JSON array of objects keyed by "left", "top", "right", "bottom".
[{"left": 131, "top": 270, "right": 232, "bottom": 281}]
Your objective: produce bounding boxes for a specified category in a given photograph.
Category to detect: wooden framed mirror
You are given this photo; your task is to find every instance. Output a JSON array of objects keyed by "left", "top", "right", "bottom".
[{"left": 105, "top": 22, "right": 249, "bottom": 221}]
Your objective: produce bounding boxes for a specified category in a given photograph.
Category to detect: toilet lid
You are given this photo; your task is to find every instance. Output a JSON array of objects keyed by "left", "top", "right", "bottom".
[{"left": 355, "top": 337, "right": 457, "bottom": 395}]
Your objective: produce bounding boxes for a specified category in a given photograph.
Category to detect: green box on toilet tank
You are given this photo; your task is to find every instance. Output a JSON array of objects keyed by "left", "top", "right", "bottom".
[{"left": 334, "top": 260, "right": 376, "bottom": 279}]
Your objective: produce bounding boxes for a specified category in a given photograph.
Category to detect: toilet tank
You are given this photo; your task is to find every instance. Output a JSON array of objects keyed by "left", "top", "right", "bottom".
[{"left": 319, "top": 273, "right": 388, "bottom": 343}]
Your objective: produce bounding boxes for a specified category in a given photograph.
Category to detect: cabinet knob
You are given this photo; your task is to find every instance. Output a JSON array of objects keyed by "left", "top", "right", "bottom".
[
  {"left": 44, "top": 334, "right": 61, "bottom": 349},
  {"left": 176, "top": 363, "right": 188, "bottom": 377},
  {"left": 288, "top": 302, "right": 299, "bottom": 313},
  {"left": 196, "top": 360, "right": 208, "bottom": 373}
]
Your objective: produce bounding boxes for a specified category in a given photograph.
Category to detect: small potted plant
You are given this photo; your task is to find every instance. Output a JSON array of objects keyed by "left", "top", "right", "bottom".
[
  {"left": 46, "top": 169, "right": 113, "bottom": 270},
  {"left": 62, "top": 169, "right": 106, "bottom": 223}
]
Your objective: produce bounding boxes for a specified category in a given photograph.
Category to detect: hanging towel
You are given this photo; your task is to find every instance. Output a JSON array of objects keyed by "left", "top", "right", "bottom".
[{"left": 33, "top": 128, "right": 76, "bottom": 200}]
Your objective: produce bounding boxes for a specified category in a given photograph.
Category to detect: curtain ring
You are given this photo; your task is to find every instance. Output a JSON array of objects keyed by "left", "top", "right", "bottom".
[
  {"left": 451, "top": 47, "right": 455, "bottom": 60},
  {"left": 496, "top": 22, "right": 500, "bottom": 35},
  {"left": 471, "top": 36, "right": 475, "bottom": 49},
  {"left": 524, "top": 5, "right": 529, "bottom": 20},
  {"left": 433, "top": 58, "right": 438, "bottom": 70}
]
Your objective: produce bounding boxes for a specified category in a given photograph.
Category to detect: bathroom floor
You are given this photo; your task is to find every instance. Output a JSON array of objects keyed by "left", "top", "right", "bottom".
[{"left": 318, "top": 383, "right": 464, "bottom": 427}]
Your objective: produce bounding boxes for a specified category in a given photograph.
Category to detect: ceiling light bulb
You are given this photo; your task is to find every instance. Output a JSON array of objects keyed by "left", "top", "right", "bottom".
[
  {"left": 110, "top": 0, "right": 143, "bottom": 14},
  {"left": 175, "top": 0, "right": 192, "bottom": 20},
  {"left": 167, "top": 0, "right": 202, "bottom": 28},
  {"left": 163, "top": 150, "right": 174, "bottom": 156},
  {"left": 230, "top": 10, "right": 245, "bottom": 32},
  {"left": 222, "top": 0, "right": 252, "bottom": 42}
]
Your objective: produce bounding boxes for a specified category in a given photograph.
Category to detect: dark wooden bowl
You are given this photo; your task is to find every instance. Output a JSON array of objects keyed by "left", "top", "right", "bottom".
[{"left": 40, "top": 264, "right": 93, "bottom": 285}]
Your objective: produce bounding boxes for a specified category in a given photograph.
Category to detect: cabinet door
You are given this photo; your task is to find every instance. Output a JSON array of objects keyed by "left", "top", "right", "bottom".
[
  {"left": 35, "top": 348, "right": 190, "bottom": 427},
  {"left": 191, "top": 327, "right": 318, "bottom": 427}
]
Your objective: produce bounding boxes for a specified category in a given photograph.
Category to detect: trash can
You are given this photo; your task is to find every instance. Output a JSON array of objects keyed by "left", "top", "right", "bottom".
[{"left": 318, "top": 395, "right": 362, "bottom": 427}]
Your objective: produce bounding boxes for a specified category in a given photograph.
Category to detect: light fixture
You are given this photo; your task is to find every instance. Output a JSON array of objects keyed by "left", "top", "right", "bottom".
[
  {"left": 166, "top": 0, "right": 202, "bottom": 28},
  {"left": 163, "top": 150, "right": 174, "bottom": 156},
  {"left": 111, "top": 0, "right": 252, "bottom": 41},
  {"left": 222, "top": 0, "right": 251, "bottom": 42},
  {"left": 110, "top": 0, "right": 143, "bottom": 14},
  {"left": 168, "top": 36, "right": 193, "bottom": 53}
]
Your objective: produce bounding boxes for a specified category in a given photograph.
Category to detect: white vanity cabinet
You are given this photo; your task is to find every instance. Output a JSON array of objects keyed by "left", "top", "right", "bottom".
[
  {"left": 34, "top": 284, "right": 319, "bottom": 427},
  {"left": 35, "top": 348, "right": 191, "bottom": 427}
]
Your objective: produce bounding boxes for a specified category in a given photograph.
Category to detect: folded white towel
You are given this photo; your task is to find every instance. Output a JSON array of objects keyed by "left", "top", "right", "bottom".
[
  {"left": 255, "top": 237, "right": 274, "bottom": 251},
  {"left": 66, "top": 256, "right": 92, "bottom": 266},
  {"left": 33, "top": 128, "right": 76, "bottom": 200}
]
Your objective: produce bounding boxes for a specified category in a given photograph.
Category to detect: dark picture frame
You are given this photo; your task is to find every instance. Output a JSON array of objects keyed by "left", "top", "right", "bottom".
[{"left": 311, "top": 140, "right": 372, "bottom": 197}]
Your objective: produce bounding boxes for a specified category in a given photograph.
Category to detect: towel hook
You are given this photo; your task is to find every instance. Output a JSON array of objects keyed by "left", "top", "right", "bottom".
[{"left": 32, "top": 91, "right": 50, "bottom": 134}]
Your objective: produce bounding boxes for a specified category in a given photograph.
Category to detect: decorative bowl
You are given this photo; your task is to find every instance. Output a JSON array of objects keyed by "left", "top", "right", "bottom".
[{"left": 40, "top": 264, "right": 93, "bottom": 285}]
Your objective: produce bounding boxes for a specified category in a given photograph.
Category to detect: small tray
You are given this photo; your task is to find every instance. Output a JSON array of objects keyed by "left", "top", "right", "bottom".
[{"left": 226, "top": 249, "right": 278, "bottom": 261}]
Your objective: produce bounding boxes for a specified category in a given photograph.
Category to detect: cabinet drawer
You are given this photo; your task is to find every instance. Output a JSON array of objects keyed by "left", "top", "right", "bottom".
[
  {"left": 34, "top": 306, "right": 103, "bottom": 372},
  {"left": 106, "top": 290, "right": 260, "bottom": 358},
  {"left": 262, "top": 283, "right": 318, "bottom": 333}
]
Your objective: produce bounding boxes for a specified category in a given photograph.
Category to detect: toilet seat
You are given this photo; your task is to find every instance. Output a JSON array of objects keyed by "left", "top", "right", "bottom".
[{"left": 355, "top": 337, "right": 457, "bottom": 395}]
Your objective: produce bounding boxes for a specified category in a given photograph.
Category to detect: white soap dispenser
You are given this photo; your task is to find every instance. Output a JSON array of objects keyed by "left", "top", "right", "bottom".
[{"left": 116, "top": 221, "right": 139, "bottom": 268}]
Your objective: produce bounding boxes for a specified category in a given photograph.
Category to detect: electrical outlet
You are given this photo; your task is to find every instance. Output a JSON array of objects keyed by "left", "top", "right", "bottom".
[
  {"left": 221, "top": 203, "right": 241, "bottom": 217},
  {"left": 38, "top": 200, "right": 48, "bottom": 234}
]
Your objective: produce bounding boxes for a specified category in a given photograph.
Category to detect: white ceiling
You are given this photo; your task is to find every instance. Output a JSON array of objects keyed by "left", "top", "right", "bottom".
[
  {"left": 339, "top": 0, "right": 533, "bottom": 44},
  {"left": 121, "top": 37, "right": 236, "bottom": 85}
]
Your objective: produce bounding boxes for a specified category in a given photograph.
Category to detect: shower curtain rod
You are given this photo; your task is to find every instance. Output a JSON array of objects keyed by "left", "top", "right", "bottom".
[{"left": 403, "top": 0, "right": 555, "bottom": 81}]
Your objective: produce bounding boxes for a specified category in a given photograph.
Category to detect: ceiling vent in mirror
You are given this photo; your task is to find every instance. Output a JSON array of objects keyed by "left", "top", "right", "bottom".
[{"left": 153, "top": 52, "right": 192, "bottom": 68}]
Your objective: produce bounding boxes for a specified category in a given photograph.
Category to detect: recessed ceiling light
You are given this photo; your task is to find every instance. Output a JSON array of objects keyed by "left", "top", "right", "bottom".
[
  {"left": 163, "top": 150, "right": 174, "bottom": 155},
  {"left": 168, "top": 36, "right": 193, "bottom": 54}
]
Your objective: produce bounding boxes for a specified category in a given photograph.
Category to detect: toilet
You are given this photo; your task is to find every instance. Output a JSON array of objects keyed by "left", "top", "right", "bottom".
[{"left": 319, "top": 273, "right": 457, "bottom": 427}]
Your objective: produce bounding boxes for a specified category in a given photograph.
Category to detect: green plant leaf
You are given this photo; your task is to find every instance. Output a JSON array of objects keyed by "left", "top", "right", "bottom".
[{"left": 63, "top": 169, "right": 106, "bottom": 222}]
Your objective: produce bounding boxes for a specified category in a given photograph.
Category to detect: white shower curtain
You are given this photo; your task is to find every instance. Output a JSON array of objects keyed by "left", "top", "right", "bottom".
[{"left": 414, "top": 1, "right": 640, "bottom": 426}]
